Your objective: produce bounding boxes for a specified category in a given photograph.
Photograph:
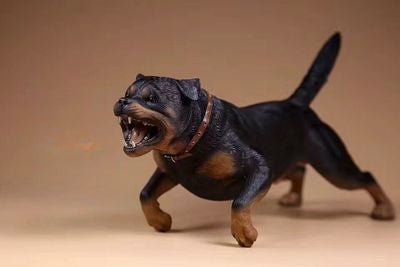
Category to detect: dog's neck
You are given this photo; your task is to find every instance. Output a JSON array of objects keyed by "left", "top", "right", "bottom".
[
  {"left": 186, "top": 89, "right": 209, "bottom": 135},
  {"left": 164, "top": 89, "right": 214, "bottom": 161}
]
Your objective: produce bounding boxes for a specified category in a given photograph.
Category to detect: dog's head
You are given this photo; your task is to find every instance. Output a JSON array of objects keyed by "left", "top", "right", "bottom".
[{"left": 113, "top": 74, "right": 201, "bottom": 157}]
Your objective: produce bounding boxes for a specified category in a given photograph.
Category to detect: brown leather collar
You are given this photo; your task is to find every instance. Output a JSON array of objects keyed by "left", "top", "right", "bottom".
[{"left": 163, "top": 91, "right": 213, "bottom": 163}]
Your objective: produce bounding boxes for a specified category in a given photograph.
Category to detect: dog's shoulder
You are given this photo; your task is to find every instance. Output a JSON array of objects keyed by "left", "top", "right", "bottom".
[{"left": 196, "top": 150, "right": 236, "bottom": 179}]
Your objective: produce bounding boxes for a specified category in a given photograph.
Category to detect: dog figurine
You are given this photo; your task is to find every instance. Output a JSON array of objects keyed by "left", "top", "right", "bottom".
[{"left": 113, "top": 33, "right": 395, "bottom": 247}]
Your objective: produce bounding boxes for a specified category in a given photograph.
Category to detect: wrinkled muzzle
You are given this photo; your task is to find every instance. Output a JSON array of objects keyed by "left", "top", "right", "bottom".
[{"left": 114, "top": 98, "right": 167, "bottom": 156}]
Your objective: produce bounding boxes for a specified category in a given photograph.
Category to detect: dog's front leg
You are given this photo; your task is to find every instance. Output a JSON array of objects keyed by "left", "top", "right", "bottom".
[
  {"left": 139, "top": 168, "right": 177, "bottom": 232},
  {"left": 231, "top": 163, "right": 270, "bottom": 247}
]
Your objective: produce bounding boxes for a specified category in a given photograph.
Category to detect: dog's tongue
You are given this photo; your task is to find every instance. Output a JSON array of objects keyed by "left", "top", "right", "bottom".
[{"left": 131, "top": 126, "right": 146, "bottom": 144}]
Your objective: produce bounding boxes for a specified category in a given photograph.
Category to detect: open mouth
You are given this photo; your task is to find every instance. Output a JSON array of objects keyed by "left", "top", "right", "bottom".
[{"left": 118, "top": 115, "right": 162, "bottom": 152}]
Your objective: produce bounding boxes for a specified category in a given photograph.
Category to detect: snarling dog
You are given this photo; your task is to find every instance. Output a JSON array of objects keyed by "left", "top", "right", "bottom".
[{"left": 113, "top": 33, "right": 395, "bottom": 247}]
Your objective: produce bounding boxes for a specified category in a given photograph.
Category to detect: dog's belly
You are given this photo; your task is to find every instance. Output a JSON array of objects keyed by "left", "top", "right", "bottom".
[{"left": 171, "top": 174, "right": 244, "bottom": 201}]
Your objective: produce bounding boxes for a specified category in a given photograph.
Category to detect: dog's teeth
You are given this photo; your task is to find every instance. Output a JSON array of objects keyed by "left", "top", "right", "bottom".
[
  {"left": 131, "top": 140, "right": 136, "bottom": 147},
  {"left": 128, "top": 117, "right": 132, "bottom": 124}
]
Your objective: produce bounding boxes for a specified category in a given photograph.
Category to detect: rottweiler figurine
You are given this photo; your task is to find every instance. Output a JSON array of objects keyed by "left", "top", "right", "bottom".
[{"left": 113, "top": 33, "right": 395, "bottom": 247}]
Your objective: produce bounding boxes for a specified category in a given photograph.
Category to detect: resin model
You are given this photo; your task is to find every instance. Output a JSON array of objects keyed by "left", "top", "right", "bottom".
[{"left": 113, "top": 33, "right": 395, "bottom": 247}]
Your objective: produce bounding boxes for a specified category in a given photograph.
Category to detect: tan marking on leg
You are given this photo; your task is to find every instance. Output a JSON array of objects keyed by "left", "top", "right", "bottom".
[
  {"left": 366, "top": 184, "right": 395, "bottom": 220},
  {"left": 197, "top": 151, "right": 236, "bottom": 179},
  {"left": 279, "top": 163, "right": 305, "bottom": 207},
  {"left": 141, "top": 177, "right": 177, "bottom": 232},
  {"left": 141, "top": 200, "right": 172, "bottom": 232},
  {"left": 231, "top": 190, "right": 268, "bottom": 247}
]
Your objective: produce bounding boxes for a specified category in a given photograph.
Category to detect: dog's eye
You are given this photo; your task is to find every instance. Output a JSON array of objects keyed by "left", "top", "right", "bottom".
[
  {"left": 140, "top": 87, "right": 157, "bottom": 103},
  {"left": 145, "top": 94, "right": 157, "bottom": 103}
]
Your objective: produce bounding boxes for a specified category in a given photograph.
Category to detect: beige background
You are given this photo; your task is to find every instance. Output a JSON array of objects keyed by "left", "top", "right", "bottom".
[{"left": 1, "top": 0, "right": 399, "bottom": 266}]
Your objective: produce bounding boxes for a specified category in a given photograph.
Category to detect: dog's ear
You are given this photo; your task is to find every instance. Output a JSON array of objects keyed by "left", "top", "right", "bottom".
[
  {"left": 136, "top": 73, "right": 145, "bottom": 80},
  {"left": 175, "top": 78, "right": 200, "bottom": 101}
]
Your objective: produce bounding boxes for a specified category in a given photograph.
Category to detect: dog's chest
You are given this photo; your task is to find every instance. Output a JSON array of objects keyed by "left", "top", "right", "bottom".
[
  {"left": 153, "top": 151, "right": 236, "bottom": 180},
  {"left": 153, "top": 151, "right": 242, "bottom": 200}
]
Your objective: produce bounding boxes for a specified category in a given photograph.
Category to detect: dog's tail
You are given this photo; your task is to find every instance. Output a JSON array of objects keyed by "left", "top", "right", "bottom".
[{"left": 288, "top": 32, "right": 341, "bottom": 108}]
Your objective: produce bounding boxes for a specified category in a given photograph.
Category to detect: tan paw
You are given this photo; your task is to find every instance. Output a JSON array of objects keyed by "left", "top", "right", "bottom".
[
  {"left": 231, "top": 224, "right": 258, "bottom": 247},
  {"left": 371, "top": 202, "right": 395, "bottom": 221},
  {"left": 147, "top": 211, "right": 172, "bottom": 232},
  {"left": 279, "top": 192, "right": 302, "bottom": 207}
]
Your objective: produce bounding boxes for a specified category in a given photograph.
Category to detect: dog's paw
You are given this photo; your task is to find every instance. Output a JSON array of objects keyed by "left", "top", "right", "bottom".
[
  {"left": 142, "top": 202, "right": 173, "bottom": 232},
  {"left": 371, "top": 202, "right": 395, "bottom": 221},
  {"left": 279, "top": 192, "right": 302, "bottom": 207},
  {"left": 147, "top": 210, "right": 172, "bottom": 232},
  {"left": 231, "top": 224, "right": 258, "bottom": 247}
]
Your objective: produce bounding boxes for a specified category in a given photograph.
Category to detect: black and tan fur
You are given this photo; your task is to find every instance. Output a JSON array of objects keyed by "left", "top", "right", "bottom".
[{"left": 113, "top": 33, "right": 395, "bottom": 247}]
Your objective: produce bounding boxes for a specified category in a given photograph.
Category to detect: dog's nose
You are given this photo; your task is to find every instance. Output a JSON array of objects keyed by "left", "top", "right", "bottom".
[
  {"left": 114, "top": 97, "right": 132, "bottom": 116},
  {"left": 118, "top": 97, "right": 131, "bottom": 106}
]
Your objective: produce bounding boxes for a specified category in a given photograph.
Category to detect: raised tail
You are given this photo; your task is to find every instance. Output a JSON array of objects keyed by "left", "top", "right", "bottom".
[{"left": 289, "top": 32, "right": 341, "bottom": 108}]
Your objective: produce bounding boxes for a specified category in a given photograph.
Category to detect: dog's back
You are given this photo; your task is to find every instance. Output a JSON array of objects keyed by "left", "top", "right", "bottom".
[{"left": 221, "top": 32, "right": 342, "bottom": 176}]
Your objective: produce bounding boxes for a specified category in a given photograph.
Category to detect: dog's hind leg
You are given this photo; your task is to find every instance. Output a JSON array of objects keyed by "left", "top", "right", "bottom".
[
  {"left": 279, "top": 163, "right": 306, "bottom": 207},
  {"left": 306, "top": 123, "right": 395, "bottom": 220}
]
